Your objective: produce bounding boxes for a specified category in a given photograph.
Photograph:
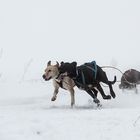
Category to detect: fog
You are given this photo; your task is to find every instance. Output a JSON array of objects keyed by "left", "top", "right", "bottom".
[
  {"left": 0, "top": 0, "right": 140, "bottom": 81},
  {"left": 0, "top": 1, "right": 140, "bottom": 140}
]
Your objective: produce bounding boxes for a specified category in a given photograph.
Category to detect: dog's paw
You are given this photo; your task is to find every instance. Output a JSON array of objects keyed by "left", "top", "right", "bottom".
[{"left": 51, "top": 96, "right": 56, "bottom": 101}]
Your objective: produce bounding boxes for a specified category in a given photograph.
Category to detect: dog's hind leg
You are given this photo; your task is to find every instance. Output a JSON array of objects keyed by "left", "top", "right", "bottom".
[
  {"left": 134, "top": 85, "right": 138, "bottom": 94},
  {"left": 101, "top": 74, "right": 116, "bottom": 98},
  {"left": 108, "top": 83, "right": 116, "bottom": 98},
  {"left": 91, "top": 88, "right": 98, "bottom": 97},
  {"left": 96, "top": 83, "right": 111, "bottom": 99},
  {"left": 68, "top": 88, "right": 75, "bottom": 107},
  {"left": 85, "top": 89, "right": 101, "bottom": 106}
]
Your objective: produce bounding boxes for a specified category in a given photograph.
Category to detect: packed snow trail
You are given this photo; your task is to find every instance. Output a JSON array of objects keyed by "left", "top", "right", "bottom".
[{"left": 0, "top": 82, "right": 140, "bottom": 140}]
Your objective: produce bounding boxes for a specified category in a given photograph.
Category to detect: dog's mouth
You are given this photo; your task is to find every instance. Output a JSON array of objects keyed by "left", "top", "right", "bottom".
[
  {"left": 44, "top": 76, "right": 52, "bottom": 81},
  {"left": 42, "top": 74, "right": 52, "bottom": 81}
]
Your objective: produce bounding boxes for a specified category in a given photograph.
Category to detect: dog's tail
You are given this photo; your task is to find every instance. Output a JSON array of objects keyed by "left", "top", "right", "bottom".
[{"left": 109, "top": 76, "right": 117, "bottom": 85}]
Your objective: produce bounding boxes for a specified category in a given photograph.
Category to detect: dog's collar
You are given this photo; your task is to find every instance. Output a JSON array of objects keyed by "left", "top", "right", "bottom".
[{"left": 55, "top": 73, "right": 61, "bottom": 80}]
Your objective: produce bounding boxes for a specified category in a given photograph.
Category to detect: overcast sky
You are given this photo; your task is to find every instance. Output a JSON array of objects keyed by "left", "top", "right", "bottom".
[{"left": 0, "top": 0, "right": 140, "bottom": 80}]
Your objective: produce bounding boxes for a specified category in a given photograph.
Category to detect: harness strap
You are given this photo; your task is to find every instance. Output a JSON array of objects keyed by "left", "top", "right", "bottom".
[
  {"left": 75, "top": 67, "right": 86, "bottom": 87},
  {"left": 55, "top": 74, "right": 66, "bottom": 89},
  {"left": 91, "top": 61, "right": 97, "bottom": 79},
  {"left": 81, "top": 71, "right": 86, "bottom": 85},
  {"left": 55, "top": 79, "right": 63, "bottom": 88},
  {"left": 75, "top": 61, "right": 97, "bottom": 87},
  {"left": 55, "top": 73, "right": 61, "bottom": 79},
  {"left": 84, "top": 61, "right": 97, "bottom": 79}
]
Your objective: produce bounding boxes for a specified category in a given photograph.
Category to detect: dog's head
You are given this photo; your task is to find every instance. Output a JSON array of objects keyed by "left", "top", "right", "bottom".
[
  {"left": 59, "top": 61, "right": 77, "bottom": 78},
  {"left": 42, "top": 61, "right": 59, "bottom": 81}
]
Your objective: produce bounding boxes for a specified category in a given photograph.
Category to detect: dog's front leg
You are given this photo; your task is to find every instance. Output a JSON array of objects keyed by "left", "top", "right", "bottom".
[
  {"left": 51, "top": 81, "right": 59, "bottom": 101},
  {"left": 51, "top": 88, "right": 59, "bottom": 101}
]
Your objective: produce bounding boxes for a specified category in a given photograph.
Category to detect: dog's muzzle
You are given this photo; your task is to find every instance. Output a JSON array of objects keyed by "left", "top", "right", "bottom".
[
  {"left": 42, "top": 74, "right": 46, "bottom": 79},
  {"left": 42, "top": 75, "right": 52, "bottom": 81}
]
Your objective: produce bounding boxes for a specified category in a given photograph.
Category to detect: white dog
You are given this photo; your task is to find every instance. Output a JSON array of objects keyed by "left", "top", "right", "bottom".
[{"left": 42, "top": 61, "right": 75, "bottom": 107}]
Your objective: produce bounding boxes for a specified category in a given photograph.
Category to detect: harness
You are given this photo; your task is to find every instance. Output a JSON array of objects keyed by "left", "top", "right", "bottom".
[
  {"left": 56, "top": 79, "right": 63, "bottom": 88},
  {"left": 55, "top": 74, "right": 68, "bottom": 89},
  {"left": 85, "top": 61, "right": 97, "bottom": 79},
  {"left": 76, "top": 61, "right": 97, "bottom": 88}
]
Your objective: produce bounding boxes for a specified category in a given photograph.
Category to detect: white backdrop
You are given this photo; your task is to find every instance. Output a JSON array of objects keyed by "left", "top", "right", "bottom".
[{"left": 0, "top": 0, "right": 140, "bottom": 81}]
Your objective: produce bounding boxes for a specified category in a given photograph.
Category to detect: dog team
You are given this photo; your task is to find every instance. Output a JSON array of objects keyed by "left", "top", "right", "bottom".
[{"left": 42, "top": 60, "right": 140, "bottom": 107}]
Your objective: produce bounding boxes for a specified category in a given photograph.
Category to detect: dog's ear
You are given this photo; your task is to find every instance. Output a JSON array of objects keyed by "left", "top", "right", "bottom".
[
  {"left": 71, "top": 61, "right": 77, "bottom": 67},
  {"left": 47, "top": 61, "right": 51, "bottom": 66},
  {"left": 60, "top": 61, "right": 64, "bottom": 65},
  {"left": 55, "top": 61, "right": 59, "bottom": 67}
]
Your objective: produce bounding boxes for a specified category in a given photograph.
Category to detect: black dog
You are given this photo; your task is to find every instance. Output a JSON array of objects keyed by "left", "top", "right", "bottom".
[
  {"left": 119, "top": 69, "right": 140, "bottom": 91},
  {"left": 59, "top": 61, "right": 116, "bottom": 105}
]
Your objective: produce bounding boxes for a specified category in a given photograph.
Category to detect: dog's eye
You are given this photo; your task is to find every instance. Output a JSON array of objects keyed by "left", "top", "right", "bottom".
[{"left": 48, "top": 70, "right": 51, "bottom": 72}]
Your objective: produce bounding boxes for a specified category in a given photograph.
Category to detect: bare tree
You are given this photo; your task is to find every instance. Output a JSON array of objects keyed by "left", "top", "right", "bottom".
[
  {"left": 19, "top": 58, "right": 33, "bottom": 82},
  {"left": 0, "top": 48, "right": 3, "bottom": 80},
  {"left": 133, "top": 115, "right": 140, "bottom": 127},
  {"left": 0, "top": 48, "right": 3, "bottom": 59}
]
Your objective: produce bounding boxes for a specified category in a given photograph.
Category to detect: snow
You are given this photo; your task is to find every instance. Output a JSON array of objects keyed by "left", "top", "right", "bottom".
[
  {"left": 1, "top": 0, "right": 140, "bottom": 140},
  {"left": 0, "top": 82, "right": 140, "bottom": 140}
]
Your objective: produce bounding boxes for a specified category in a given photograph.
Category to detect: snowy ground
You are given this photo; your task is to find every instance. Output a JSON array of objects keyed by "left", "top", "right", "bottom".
[
  {"left": 0, "top": 81, "right": 140, "bottom": 140},
  {"left": 1, "top": 0, "right": 140, "bottom": 139}
]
